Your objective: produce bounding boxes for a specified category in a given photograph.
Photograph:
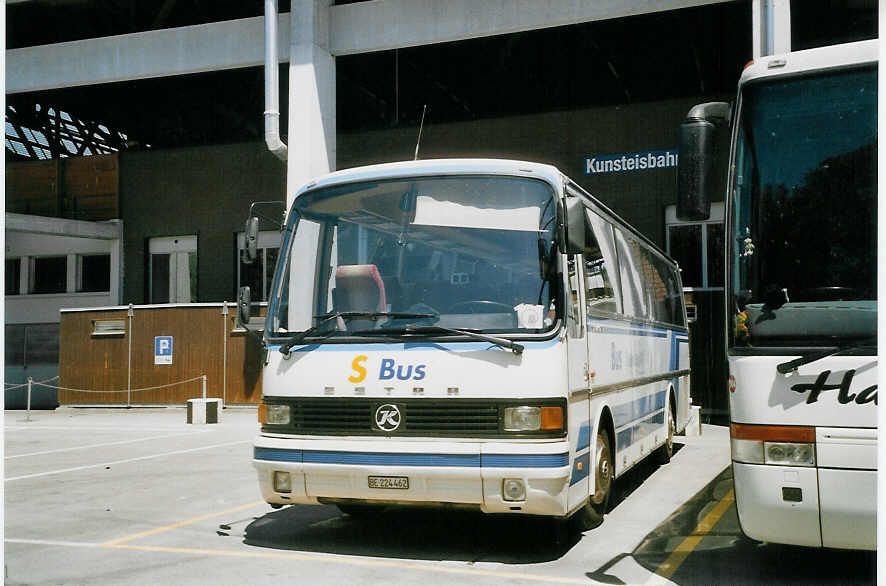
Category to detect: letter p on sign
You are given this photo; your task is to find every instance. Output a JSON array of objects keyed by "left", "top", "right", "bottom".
[{"left": 155, "top": 335, "right": 173, "bottom": 365}]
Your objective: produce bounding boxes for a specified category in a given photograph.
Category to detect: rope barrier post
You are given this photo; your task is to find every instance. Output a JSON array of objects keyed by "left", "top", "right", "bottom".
[
  {"left": 222, "top": 302, "right": 228, "bottom": 406},
  {"left": 202, "top": 375, "right": 207, "bottom": 400},
  {"left": 127, "top": 304, "right": 134, "bottom": 408},
  {"left": 26, "top": 377, "right": 33, "bottom": 422}
]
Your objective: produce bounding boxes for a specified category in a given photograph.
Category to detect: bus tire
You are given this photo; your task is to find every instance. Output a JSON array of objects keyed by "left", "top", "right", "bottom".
[
  {"left": 655, "top": 400, "right": 676, "bottom": 465},
  {"left": 575, "top": 430, "right": 613, "bottom": 530}
]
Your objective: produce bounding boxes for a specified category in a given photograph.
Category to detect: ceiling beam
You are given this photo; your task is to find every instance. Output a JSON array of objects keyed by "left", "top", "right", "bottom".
[
  {"left": 7, "top": 0, "right": 729, "bottom": 94},
  {"left": 6, "top": 14, "right": 288, "bottom": 94},
  {"left": 329, "top": 0, "right": 728, "bottom": 55}
]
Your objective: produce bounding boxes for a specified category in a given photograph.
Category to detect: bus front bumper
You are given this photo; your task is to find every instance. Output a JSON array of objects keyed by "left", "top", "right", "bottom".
[
  {"left": 733, "top": 462, "right": 877, "bottom": 550},
  {"left": 253, "top": 435, "right": 572, "bottom": 516}
]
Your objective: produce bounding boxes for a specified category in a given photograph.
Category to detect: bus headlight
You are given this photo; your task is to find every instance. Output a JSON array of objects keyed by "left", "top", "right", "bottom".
[
  {"left": 730, "top": 423, "right": 815, "bottom": 467},
  {"left": 503, "top": 406, "right": 564, "bottom": 432},
  {"left": 764, "top": 442, "right": 815, "bottom": 466},
  {"left": 259, "top": 403, "right": 291, "bottom": 425}
]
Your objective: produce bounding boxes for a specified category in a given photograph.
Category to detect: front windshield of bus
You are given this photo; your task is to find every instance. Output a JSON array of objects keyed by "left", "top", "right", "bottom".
[
  {"left": 730, "top": 66, "right": 877, "bottom": 348},
  {"left": 268, "top": 174, "right": 558, "bottom": 341}
]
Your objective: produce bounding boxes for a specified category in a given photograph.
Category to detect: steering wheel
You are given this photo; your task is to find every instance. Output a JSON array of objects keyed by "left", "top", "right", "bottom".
[{"left": 447, "top": 300, "right": 513, "bottom": 314}]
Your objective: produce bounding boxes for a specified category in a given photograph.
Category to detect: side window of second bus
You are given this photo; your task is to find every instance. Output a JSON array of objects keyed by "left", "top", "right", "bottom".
[{"left": 584, "top": 211, "right": 622, "bottom": 317}]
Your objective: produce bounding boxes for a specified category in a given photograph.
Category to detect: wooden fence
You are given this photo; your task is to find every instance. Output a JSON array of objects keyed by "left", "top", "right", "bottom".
[{"left": 58, "top": 304, "right": 264, "bottom": 405}]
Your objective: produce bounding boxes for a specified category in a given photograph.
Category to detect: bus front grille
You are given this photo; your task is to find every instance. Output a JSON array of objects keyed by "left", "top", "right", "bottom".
[
  {"left": 294, "top": 398, "right": 499, "bottom": 435},
  {"left": 261, "top": 397, "right": 566, "bottom": 438}
]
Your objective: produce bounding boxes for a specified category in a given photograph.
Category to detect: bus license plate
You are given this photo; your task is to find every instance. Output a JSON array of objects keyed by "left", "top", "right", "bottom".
[{"left": 368, "top": 476, "right": 409, "bottom": 489}]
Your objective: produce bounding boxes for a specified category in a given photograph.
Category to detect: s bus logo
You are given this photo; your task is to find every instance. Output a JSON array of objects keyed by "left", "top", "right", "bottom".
[
  {"left": 349, "top": 355, "right": 368, "bottom": 383},
  {"left": 375, "top": 404, "right": 402, "bottom": 431},
  {"left": 348, "top": 355, "right": 428, "bottom": 383}
]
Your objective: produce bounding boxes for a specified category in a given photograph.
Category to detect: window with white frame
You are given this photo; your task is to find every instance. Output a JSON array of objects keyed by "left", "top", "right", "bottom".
[
  {"left": 149, "top": 235, "right": 197, "bottom": 304},
  {"left": 6, "top": 237, "right": 115, "bottom": 298},
  {"left": 665, "top": 202, "right": 725, "bottom": 290},
  {"left": 236, "top": 231, "right": 281, "bottom": 302}
]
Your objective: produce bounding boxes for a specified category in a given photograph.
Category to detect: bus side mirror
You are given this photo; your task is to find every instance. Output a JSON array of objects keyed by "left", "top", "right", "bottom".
[
  {"left": 237, "top": 286, "right": 251, "bottom": 326},
  {"left": 677, "top": 102, "right": 730, "bottom": 221},
  {"left": 243, "top": 217, "right": 260, "bottom": 264},
  {"left": 563, "top": 197, "right": 586, "bottom": 255}
]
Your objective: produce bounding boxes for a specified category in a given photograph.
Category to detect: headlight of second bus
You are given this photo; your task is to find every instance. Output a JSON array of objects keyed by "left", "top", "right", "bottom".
[
  {"left": 763, "top": 442, "right": 815, "bottom": 466},
  {"left": 730, "top": 423, "right": 815, "bottom": 466},
  {"left": 503, "top": 405, "right": 564, "bottom": 432}
]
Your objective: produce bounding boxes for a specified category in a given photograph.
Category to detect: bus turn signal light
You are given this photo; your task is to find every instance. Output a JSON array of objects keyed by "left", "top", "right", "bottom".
[
  {"left": 540, "top": 406, "right": 564, "bottom": 431},
  {"left": 730, "top": 423, "right": 815, "bottom": 443}
]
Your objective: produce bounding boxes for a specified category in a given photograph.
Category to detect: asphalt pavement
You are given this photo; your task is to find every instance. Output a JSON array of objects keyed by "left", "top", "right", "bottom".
[{"left": 3, "top": 407, "right": 877, "bottom": 585}]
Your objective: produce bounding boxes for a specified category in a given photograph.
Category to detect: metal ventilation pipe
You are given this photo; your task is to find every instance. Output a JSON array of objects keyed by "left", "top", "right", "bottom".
[
  {"left": 264, "top": 0, "right": 287, "bottom": 161},
  {"left": 753, "top": 0, "right": 791, "bottom": 59}
]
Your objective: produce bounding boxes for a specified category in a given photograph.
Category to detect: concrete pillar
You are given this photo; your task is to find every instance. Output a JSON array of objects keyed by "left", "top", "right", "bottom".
[
  {"left": 752, "top": 0, "right": 791, "bottom": 59},
  {"left": 287, "top": 0, "right": 336, "bottom": 206}
]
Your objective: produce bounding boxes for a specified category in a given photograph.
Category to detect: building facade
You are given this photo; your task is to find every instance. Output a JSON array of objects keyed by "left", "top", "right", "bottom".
[{"left": 5, "top": 0, "right": 877, "bottom": 411}]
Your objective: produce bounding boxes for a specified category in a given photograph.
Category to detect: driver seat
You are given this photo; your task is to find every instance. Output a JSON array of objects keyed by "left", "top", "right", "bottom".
[{"left": 334, "top": 264, "right": 387, "bottom": 330}]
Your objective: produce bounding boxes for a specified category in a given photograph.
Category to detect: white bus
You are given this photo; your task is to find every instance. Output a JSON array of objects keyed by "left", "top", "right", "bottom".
[
  {"left": 677, "top": 40, "right": 877, "bottom": 549},
  {"left": 246, "top": 158, "right": 690, "bottom": 528}
]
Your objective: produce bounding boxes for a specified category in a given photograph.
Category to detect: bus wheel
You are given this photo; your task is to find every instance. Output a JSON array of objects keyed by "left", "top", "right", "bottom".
[
  {"left": 575, "top": 430, "right": 613, "bottom": 530},
  {"left": 655, "top": 403, "right": 675, "bottom": 465}
]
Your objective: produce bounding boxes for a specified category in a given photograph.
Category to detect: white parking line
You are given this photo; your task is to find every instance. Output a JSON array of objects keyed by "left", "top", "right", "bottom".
[
  {"left": 6, "top": 431, "right": 213, "bottom": 459},
  {"left": 5, "top": 440, "right": 251, "bottom": 482},
  {"left": 5, "top": 424, "right": 212, "bottom": 433},
  {"left": 6, "top": 537, "right": 592, "bottom": 584},
  {"left": 6, "top": 538, "right": 101, "bottom": 548}
]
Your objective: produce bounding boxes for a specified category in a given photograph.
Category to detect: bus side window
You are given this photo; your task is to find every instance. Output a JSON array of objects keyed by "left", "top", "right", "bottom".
[
  {"left": 635, "top": 247, "right": 670, "bottom": 325},
  {"left": 613, "top": 229, "right": 650, "bottom": 321},
  {"left": 583, "top": 211, "right": 621, "bottom": 317},
  {"left": 644, "top": 252, "right": 685, "bottom": 327}
]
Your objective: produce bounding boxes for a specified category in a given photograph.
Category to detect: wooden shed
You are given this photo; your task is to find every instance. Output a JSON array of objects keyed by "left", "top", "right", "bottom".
[{"left": 59, "top": 304, "right": 264, "bottom": 405}]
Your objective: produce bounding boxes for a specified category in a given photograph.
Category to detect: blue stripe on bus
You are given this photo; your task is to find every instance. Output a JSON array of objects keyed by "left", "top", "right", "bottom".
[
  {"left": 576, "top": 422, "right": 592, "bottom": 451},
  {"left": 616, "top": 410, "right": 666, "bottom": 452},
  {"left": 481, "top": 453, "right": 569, "bottom": 468},
  {"left": 611, "top": 390, "right": 667, "bottom": 429},
  {"left": 570, "top": 451, "right": 591, "bottom": 485},
  {"left": 254, "top": 447, "right": 302, "bottom": 463},
  {"left": 304, "top": 451, "right": 478, "bottom": 467},
  {"left": 254, "top": 448, "right": 568, "bottom": 469}
]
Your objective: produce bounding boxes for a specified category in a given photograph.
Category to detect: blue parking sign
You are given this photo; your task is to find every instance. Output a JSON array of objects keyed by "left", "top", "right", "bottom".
[{"left": 154, "top": 336, "right": 173, "bottom": 365}]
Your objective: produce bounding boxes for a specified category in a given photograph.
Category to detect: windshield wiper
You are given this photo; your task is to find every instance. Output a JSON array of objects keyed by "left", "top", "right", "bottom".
[
  {"left": 279, "top": 312, "right": 437, "bottom": 356},
  {"left": 355, "top": 324, "right": 524, "bottom": 355},
  {"left": 776, "top": 337, "right": 877, "bottom": 374}
]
